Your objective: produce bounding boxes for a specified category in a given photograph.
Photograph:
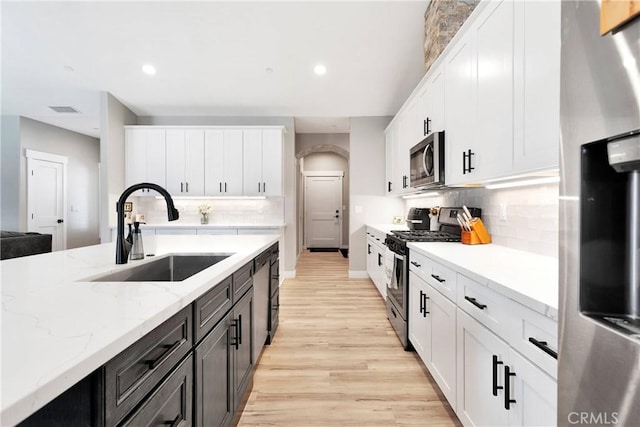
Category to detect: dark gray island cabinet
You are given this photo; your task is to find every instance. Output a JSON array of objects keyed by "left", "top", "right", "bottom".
[{"left": 18, "top": 243, "right": 279, "bottom": 427}]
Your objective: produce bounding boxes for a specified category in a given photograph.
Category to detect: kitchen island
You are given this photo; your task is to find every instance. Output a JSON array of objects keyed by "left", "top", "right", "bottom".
[{"left": 1, "top": 234, "right": 278, "bottom": 426}]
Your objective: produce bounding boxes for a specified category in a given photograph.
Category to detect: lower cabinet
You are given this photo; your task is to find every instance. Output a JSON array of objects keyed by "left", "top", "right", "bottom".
[
  {"left": 366, "top": 231, "right": 387, "bottom": 299},
  {"left": 233, "top": 289, "right": 254, "bottom": 410},
  {"left": 456, "top": 309, "right": 556, "bottom": 427}
]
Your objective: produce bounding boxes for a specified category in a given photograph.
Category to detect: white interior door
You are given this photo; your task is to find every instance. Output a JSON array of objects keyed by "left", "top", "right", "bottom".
[
  {"left": 27, "top": 150, "right": 67, "bottom": 251},
  {"left": 304, "top": 173, "right": 342, "bottom": 248}
]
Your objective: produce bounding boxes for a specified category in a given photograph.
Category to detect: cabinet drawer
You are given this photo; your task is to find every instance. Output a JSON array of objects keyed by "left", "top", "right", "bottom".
[
  {"left": 120, "top": 353, "right": 193, "bottom": 427},
  {"left": 410, "top": 251, "right": 457, "bottom": 302},
  {"left": 232, "top": 262, "right": 253, "bottom": 303},
  {"left": 255, "top": 249, "right": 271, "bottom": 271},
  {"left": 194, "top": 276, "right": 233, "bottom": 343},
  {"left": 509, "top": 303, "right": 558, "bottom": 379},
  {"left": 105, "top": 306, "right": 192, "bottom": 426},
  {"left": 457, "top": 274, "right": 515, "bottom": 340}
]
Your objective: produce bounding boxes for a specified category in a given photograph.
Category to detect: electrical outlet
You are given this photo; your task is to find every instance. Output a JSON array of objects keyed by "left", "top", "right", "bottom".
[{"left": 499, "top": 203, "right": 508, "bottom": 221}]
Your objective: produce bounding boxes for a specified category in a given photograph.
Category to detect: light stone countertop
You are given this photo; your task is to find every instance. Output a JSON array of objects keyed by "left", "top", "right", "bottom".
[
  {"left": 0, "top": 234, "right": 278, "bottom": 426},
  {"left": 366, "top": 223, "right": 409, "bottom": 235},
  {"left": 108, "top": 223, "right": 285, "bottom": 229},
  {"left": 407, "top": 242, "right": 558, "bottom": 319}
]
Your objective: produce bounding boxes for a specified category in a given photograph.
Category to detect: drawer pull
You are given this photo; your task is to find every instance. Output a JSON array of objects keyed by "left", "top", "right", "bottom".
[
  {"left": 167, "top": 414, "right": 182, "bottom": 427},
  {"left": 464, "top": 296, "right": 487, "bottom": 310},
  {"left": 528, "top": 337, "right": 558, "bottom": 359},
  {"left": 504, "top": 365, "right": 516, "bottom": 410},
  {"left": 422, "top": 292, "right": 429, "bottom": 317},
  {"left": 492, "top": 355, "right": 504, "bottom": 396},
  {"left": 231, "top": 319, "right": 240, "bottom": 350},
  {"left": 431, "top": 274, "right": 445, "bottom": 283},
  {"left": 411, "top": 261, "right": 421, "bottom": 268},
  {"left": 146, "top": 338, "right": 186, "bottom": 370},
  {"left": 238, "top": 314, "right": 243, "bottom": 345}
]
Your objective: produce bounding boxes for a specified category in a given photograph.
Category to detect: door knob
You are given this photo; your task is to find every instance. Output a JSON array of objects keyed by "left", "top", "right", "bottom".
[{"left": 57, "top": 219, "right": 64, "bottom": 223}]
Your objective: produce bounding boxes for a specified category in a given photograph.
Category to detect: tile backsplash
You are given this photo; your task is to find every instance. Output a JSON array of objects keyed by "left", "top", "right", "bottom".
[
  {"left": 131, "top": 197, "right": 284, "bottom": 225},
  {"left": 405, "top": 183, "right": 559, "bottom": 258}
]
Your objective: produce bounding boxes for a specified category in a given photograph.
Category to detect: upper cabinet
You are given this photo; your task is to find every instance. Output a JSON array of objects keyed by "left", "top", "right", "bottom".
[
  {"left": 125, "top": 126, "right": 284, "bottom": 198},
  {"left": 125, "top": 128, "right": 166, "bottom": 196},
  {"left": 386, "top": 0, "right": 560, "bottom": 190}
]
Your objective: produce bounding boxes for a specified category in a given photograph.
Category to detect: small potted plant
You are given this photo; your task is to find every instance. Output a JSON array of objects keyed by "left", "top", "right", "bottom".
[{"left": 197, "top": 204, "right": 212, "bottom": 224}]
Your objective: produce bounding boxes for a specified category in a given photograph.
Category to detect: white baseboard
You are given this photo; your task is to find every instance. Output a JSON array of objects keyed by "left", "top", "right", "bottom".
[
  {"left": 348, "top": 271, "right": 369, "bottom": 279},
  {"left": 282, "top": 270, "right": 296, "bottom": 282}
]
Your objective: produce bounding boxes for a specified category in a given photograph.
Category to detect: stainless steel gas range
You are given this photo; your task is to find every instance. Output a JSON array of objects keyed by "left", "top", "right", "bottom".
[{"left": 385, "top": 207, "right": 481, "bottom": 349}]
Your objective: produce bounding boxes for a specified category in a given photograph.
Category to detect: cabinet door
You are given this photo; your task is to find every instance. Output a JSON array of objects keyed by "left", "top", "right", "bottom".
[
  {"left": 429, "top": 66, "right": 445, "bottom": 134},
  {"left": 507, "top": 349, "right": 557, "bottom": 427},
  {"left": 445, "top": 33, "right": 476, "bottom": 186},
  {"left": 366, "top": 236, "right": 375, "bottom": 279},
  {"left": 223, "top": 130, "right": 244, "bottom": 196},
  {"left": 429, "top": 283, "right": 457, "bottom": 411},
  {"left": 456, "top": 308, "right": 510, "bottom": 427},
  {"left": 513, "top": 0, "right": 560, "bottom": 173},
  {"left": 373, "top": 243, "right": 387, "bottom": 299},
  {"left": 243, "top": 130, "right": 263, "bottom": 196},
  {"left": 125, "top": 128, "right": 147, "bottom": 196},
  {"left": 385, "top": 125, "right": 396, "bottom": 194},
  {"left": 205, "top": 130, "right": 225, "bottom": 196},
  {"left": 261, "top": 129, "right": 283, "bottom": 196},
  {"left": 166, "top": 129, "right": 186, "bottom": 195},
  {"left": 146, "top": 129, "right": 166, "bottom": 189},
  {"left": 473, "top": 0, "right": 514, "bottom": 181},
  {"left": 195, "top": 312, "right": 233, "bottom": 427},
  {"left": 408, "top": 272, "right": 431, "bottom": 365},
  {"left": 397, "top": 101, "right": 416, "bottom": 193},
  {"left": 233, "top": 289, "right": 254, "bottom": 409},
  {"left": 185, "top": 130, "right": 205, "bottom": 196}
]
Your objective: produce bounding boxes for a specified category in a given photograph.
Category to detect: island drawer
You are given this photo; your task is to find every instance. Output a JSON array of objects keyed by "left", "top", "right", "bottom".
[
  {"left": 255, "top": 249, "right": 271, "bottom": 270},
  {"left": 104, "top": 305, "right": 192, "bottom": 426},
  {"left": 120, "top": 353, "right": 193, "bottom": 427},
  {"left": 233, "top": 261, "right": 253, "bottom": 303},
  {"left": 509, "top": 302, "right": 558, "bottom": 379},
  {"left": 410, "top": 251, "right": 457, "bottom": 302},
  {"left": 194, "top": 276, "right": 233, "bottom": 343}
]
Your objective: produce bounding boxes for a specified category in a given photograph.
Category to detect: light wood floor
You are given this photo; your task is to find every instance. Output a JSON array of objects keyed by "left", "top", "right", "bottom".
[{"left": 237, "top": 250, "right": 460, "bottom": 426}]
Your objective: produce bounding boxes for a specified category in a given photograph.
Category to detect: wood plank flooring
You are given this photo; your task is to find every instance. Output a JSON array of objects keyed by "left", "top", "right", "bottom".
[{"left": 237, "top": 250, "right": 460, "bottom": 426}]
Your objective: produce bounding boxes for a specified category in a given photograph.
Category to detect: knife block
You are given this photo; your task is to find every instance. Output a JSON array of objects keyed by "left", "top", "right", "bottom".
[{"left": 461, "top": 218, "right": 492, "bottom": 245}]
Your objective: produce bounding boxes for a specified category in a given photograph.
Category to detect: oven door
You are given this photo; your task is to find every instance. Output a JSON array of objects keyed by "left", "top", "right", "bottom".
[{"left": 386, "top": 252, "right": 406, "bottom": 314}]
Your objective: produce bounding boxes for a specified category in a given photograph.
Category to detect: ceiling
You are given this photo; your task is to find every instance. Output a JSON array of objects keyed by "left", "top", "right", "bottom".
[{"left": 1, "top": 1, "right": 428, "bottom": 137}]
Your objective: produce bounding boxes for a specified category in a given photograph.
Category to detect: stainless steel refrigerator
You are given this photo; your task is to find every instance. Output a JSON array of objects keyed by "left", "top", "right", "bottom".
[{"left": 559, "top": 1, "right": 640, "bottom": 425}]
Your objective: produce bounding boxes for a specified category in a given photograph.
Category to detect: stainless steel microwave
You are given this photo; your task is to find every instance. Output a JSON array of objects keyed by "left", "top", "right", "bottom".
[{"left": 410, "top": 131, "right": 445, "bottom": 188}]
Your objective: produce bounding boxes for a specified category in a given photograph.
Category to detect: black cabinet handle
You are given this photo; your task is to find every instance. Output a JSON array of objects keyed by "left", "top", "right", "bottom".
[
  {"left": 492, "top": 355, "right": 504, "bottom": 396},
  {"left": 431, "top": 274, "right": 445, "bottom": 283},
  {"left": 238, "top": 314, "right": 243, "bottom": 345},
  {"left": 146, "top": 338, "right": 186, "bottom": 370},
  {"left": 219, "top": 182, "right": 222, "bottom": 193},
  {"left": 263, "top": 182, "right": 266, "bottom": 193},
  {"left": 419, "top": 290, "right": 425, "bottom": 314},
  {"left": 368, "top": 244, "right": 372, "bottom": 255},
  {"left": 258, "top": 182, "right": 261, "bottom": 192},
  {"left": 411, "top": 261, "right": 421, "bottom": 268},
  {"left": 424, "top": 118, "right": 431, "bottom": 136},
  {"left": 186, "top": 182, "right": 189, "bottom": 192},
  {"left": 225, "top": 182, "right": 227, "bottom": 192},
  {"left": 388, "top": 181, "right": 392, "bottom": 192},
  {"left": 231, "top": 319, "right": 239, "bottom": 349},
  {"left": 168, "top": 414, "right": 182, "bottom": 427},
  {"left": 378, "top": 253, "right": 383, "bottom": 267},
  {"left": 528, "top": 337, "right": 558, "bottom": 359},
  {"left": 57, "top": 219, "right": 64, "bottom": 223},
  {"left": 463, "top": 149, "right": 475, "bottom": 174},
  {"left": 464, "top": 296, "right": 487, "bottom": 310},
  {"left": 504, "top": 366, "right": 516, "bottom": 410},
  {"left": 390, "top": 307, "right": 397, "bottom": 318},
  {"left": 180, "top": 182, "right": 184, "bottom": 192},
  {"left": 422, "top": 292, "right": 429, "bottom": 317}
]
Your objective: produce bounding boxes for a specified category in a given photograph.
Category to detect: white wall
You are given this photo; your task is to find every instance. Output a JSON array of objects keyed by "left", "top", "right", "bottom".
[
  {"left": 100, "top": 92, "right": 138, "bottom": 242},
  {"left": 1, "top": 116, "right": 21, "bottom": 230},
  {"left": 404, "top": 183, "right": 559, "bottom": 257},
  {"left": 137, "top": 115, "right": 297, "bottom": 276},
  {"left": 296, "top": 133, "right": 349, "bottom": 154},
  {"left": 19, "top": 118, "right": 101, "bottom": 248},
  {"left": 349, "top": 117, "right": 405, "bottom": 275},
  {"left": 302, "top": 152, "right": 350, "bottom": 247}
]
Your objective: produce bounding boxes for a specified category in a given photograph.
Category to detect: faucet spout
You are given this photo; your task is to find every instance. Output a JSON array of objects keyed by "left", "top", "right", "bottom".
[{"left": 116, "top": 183, "right": 179, "bottom": 264}]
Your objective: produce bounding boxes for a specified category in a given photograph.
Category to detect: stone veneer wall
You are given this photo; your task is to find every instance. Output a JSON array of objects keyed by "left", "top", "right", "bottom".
[{"left": 424, "top": 0, "right": 479, "bottom": 72}]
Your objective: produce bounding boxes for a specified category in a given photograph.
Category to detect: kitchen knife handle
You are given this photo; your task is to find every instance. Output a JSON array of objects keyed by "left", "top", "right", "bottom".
[
  {"left": 465, "top": 296, "right": 487, "bottom": 310},
  {"left": 504, "top": 365, "right": 516, "bottom": 410},
  {"left": 528, "top": 337, "right": 558, "bottom": 359},
  {"left": 431, "top": 274, "right": 445, "bottom": 283},
  {"left": 492, "top": 355, "right": 504, "bottom": 396}
]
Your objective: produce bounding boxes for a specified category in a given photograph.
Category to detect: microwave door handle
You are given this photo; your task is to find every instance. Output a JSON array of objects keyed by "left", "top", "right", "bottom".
[{"left": 423, "top": 148, "right": 429, "bottom": 178}]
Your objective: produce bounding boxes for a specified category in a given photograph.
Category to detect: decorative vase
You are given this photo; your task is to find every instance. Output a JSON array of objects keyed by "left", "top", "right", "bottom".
[{"left": 200, "top": 213, "right": 209, "bottom": 224}]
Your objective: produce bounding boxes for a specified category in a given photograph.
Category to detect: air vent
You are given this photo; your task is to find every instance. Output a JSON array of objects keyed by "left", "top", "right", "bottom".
[{"left": 49, "top": 106, "right": 79, "bottom": 113}]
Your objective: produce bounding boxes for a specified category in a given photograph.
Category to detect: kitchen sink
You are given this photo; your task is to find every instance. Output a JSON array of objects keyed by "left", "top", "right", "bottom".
[{"left": 89, "top": 253, "right": 233, "bottom": 282}]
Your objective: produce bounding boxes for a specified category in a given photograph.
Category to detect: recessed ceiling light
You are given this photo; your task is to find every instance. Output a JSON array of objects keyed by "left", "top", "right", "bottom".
[
  {"left": 265, "top": 67, "right": 274, "bottom": 74},
  {"left": 142, "top": 64, "right": 156, "bottom": 75},
  {"left": 64, "top": 65, "right": 74, "bottom": 72},
  {"left": 314, "top": 64, "right": 327, "bottom": 75}
]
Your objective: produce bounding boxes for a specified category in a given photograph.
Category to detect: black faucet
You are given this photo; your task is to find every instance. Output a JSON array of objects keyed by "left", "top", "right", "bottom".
[{"left": 116, "top": 183, "right": 179, "bottom": 264}]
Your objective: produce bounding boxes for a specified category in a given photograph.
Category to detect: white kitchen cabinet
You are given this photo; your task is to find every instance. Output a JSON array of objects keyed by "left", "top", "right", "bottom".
[
  {"left": 417, "top": 63, "right": 445, "bottom": 138},
  {"left": 385, "top": 121, "right": 399, "bottom": 195},
  {"left": 512, "top": 0, "right": 560, "bottom": 173},
  {"left": 243, "top": 129, "right": 283, "bottom": 197},
  {"left": 204, "top": 129, "right": 243, "bottom": 196},
  {"left": 166, "top": 129, "right": 205, "bottom": 196},
  {"left": 396, "top": 101, "right": 416, "bottom": 193},
  {"left": 125, "top": 128, "right": 166, "bottom": 196},
  {"left": 366, "top": 229, "right": 387, "bottom": 299},
  {"left": 409, "top": 271, "right": 457, "bottom": 410}
]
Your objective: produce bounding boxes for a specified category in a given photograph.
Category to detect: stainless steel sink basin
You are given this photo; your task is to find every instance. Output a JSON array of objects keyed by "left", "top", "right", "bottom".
[{"left": 90, "top": 253, "right": 233, "bottom": 282}]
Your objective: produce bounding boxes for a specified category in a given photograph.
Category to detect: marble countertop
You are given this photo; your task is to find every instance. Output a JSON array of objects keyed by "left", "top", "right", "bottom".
[
  {"left": 0, "top": 234, "right": 278, "bottom": 426},
  {"left": 366, "top": 223, "right": 409, "bottom": 235},
  {"left": 108, "top": 223, "right": 285, "bottom": 229},
  {"left": 407, "top": 242, "right": 558, "bottom": 319}
]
